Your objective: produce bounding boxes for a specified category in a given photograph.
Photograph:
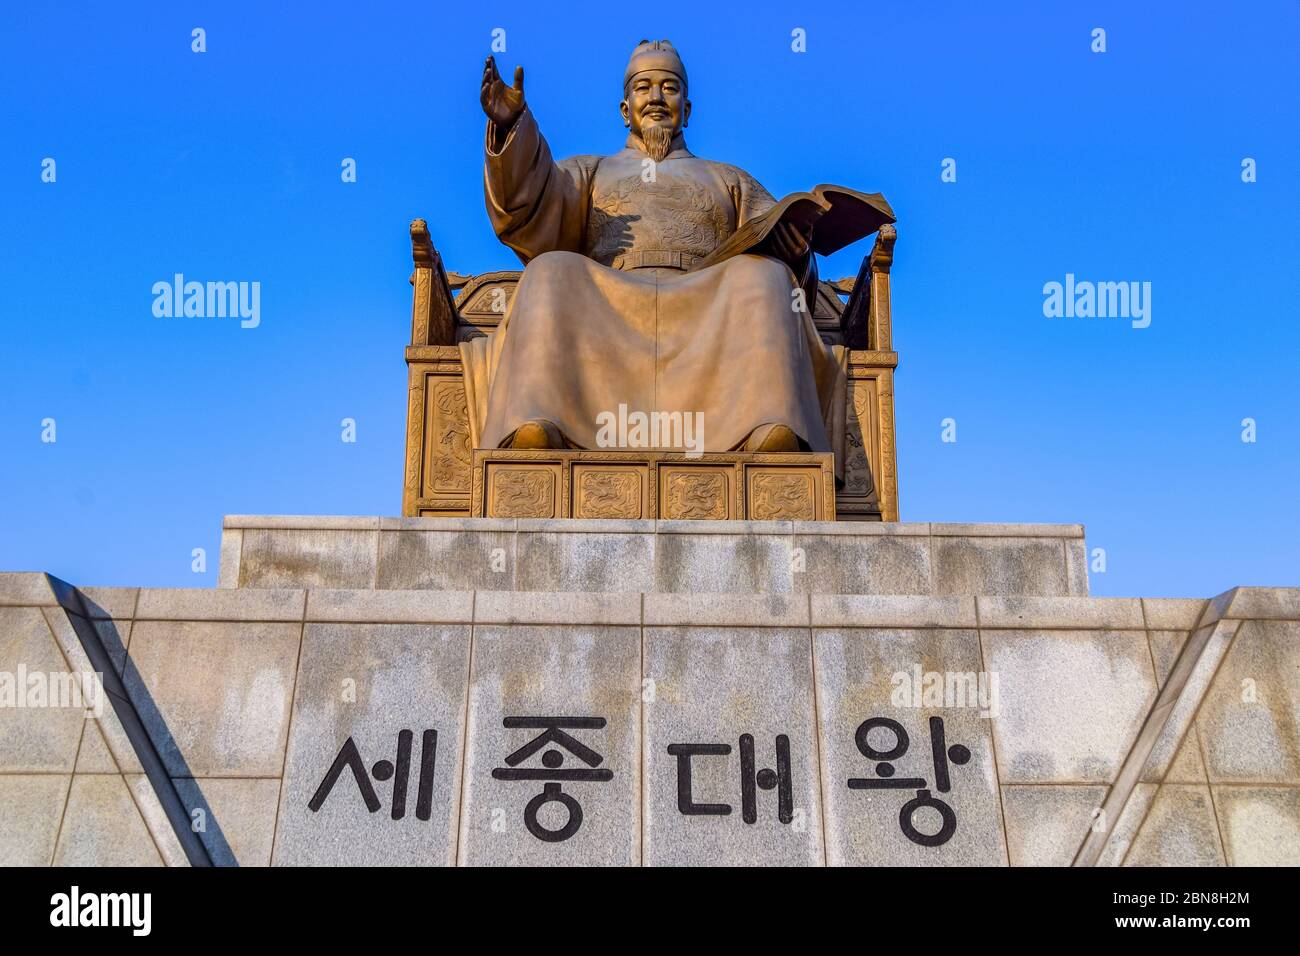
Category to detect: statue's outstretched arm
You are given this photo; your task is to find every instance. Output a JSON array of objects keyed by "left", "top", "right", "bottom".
[{"left": 482, "top": 59, "right": 590, "bottom": 263}]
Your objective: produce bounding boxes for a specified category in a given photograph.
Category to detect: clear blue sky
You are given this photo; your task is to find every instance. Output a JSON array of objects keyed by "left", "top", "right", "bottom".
[{"left": 2, "top": 1, "right": 1297, "bottom": 596}]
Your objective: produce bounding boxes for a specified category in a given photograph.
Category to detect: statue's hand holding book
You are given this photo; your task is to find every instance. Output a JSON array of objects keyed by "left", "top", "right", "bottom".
[{"left": 692, "top": 185, "right": 896, "bottom": 272}]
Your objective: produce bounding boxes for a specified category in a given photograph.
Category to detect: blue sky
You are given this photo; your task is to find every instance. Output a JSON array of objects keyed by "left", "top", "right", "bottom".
[{"left": 1, "top": 1, "right": 1297, "bottom": 596}]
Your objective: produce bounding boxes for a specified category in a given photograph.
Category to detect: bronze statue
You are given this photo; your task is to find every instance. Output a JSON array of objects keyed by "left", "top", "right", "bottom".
[{"left": 459, "top": 39, "right": 891, "bottom": 460}]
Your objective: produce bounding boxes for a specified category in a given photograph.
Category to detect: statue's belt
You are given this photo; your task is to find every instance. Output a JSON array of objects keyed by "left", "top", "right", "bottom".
[{"left": 611, "top": 250, "right": 701, "bottom": 271}]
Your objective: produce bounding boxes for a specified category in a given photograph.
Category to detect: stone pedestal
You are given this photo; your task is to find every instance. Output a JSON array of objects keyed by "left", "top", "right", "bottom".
[
  {"left": 2, "top": 518, "right": 1297, "bottom": 867},
  {"left": 217, "top": 516, "right": 1089, "bottom": 597}
]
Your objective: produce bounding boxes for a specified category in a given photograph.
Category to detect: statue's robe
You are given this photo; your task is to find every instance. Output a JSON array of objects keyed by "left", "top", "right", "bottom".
[{"left": 460, "top": 108, "right": 846, "bottom": 464}]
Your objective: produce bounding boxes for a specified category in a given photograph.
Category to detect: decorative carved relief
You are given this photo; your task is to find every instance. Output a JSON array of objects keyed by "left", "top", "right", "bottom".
[
  {"left": 470, "top": 450, "right": 834, "bottom": 522},
  {"left": 412, "top": 269, "right": 431, "bottom": 345},
  {"left": 588, "top": 174, "right": 730, "bottom": 266},
  {"left": 458, "top": 281, "right": 516, "bottom": 320},
  {"left": 843, "top": 382, "right": 878, "bottom": 500},
  {"left": 430, "top": 381, "right": 471, "bottom": 494},
  {"left": 470, "top": 454, "right": 485, "bottom": 517},
  {"left": 405, "top": 377, "right": 425, "bottom": 494},
  {"left": 750, "top": 472, "right": 816, "bottom": 520},
  {"left": 877, "top": 370, "right": 897, "bottom": 520},
  {"left": 491, "top": 468, "right": 556, "bottom": 518},
  {"left": 665, "top": 471, "right": 728, "bottom": 520},
  {"left": 576, "top": 470, "right": 642, "bottom": 519}
]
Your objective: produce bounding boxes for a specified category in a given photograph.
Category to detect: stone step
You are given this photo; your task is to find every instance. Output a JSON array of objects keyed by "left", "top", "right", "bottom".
[{"left": 219, "top": 516, "right": 1090, "bottom": 596}]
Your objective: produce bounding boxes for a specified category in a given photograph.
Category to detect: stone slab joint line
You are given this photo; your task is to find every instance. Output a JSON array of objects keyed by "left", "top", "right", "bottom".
[{"left": 451, "top": 590, "right": 477, "bottom": 865}]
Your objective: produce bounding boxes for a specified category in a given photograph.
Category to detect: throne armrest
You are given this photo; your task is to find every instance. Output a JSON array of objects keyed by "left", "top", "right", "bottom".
[
  {"left": 409, "top": 218, "right": 459, "bottom": 346},
  {"left": 840, "top": 224, "right": 897, "bottom": 350}
]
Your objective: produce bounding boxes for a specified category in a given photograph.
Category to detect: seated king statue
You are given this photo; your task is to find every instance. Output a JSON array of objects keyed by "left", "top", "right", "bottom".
[{"left": 459, "top": 39, "right": 885, "bottom": 462}]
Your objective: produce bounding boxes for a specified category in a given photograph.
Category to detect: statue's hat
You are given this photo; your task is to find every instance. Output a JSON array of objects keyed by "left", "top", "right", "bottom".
[{"left": 623, "top": 39, "right": 687, "bottom": 90}]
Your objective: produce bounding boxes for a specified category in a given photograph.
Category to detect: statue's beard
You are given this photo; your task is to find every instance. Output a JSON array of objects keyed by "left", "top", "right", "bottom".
[{"left": 641, "top": 124, "right": 674, "bottom": 163}]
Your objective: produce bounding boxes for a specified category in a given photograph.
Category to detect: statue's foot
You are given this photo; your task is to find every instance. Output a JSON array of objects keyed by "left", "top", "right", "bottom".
[
  {"left": 743, "top": 423, "right": 800, "bottom": 453},
  {"left": 509, "top": 419, "right": 564, "bottom": 449}
]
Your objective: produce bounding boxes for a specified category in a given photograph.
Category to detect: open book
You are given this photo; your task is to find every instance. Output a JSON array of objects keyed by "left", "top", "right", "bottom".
[{"left": 689, "top": 184, "right": 895, "bottom": 271}]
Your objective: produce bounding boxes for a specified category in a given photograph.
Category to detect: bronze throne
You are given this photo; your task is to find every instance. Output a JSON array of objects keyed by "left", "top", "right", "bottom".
[{"left": 400, "top": 220, "right": 899, "bottom": 522}]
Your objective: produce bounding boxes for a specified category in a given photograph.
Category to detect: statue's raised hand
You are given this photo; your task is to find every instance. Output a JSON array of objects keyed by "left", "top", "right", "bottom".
[{"left": 481, "top": 55, "right": 525, "bottom": 129}]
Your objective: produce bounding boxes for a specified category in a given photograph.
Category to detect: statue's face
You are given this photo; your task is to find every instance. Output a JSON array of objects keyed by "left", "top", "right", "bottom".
[{"left": 621, "top": 70, "right": 690, "bottom": 138}]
